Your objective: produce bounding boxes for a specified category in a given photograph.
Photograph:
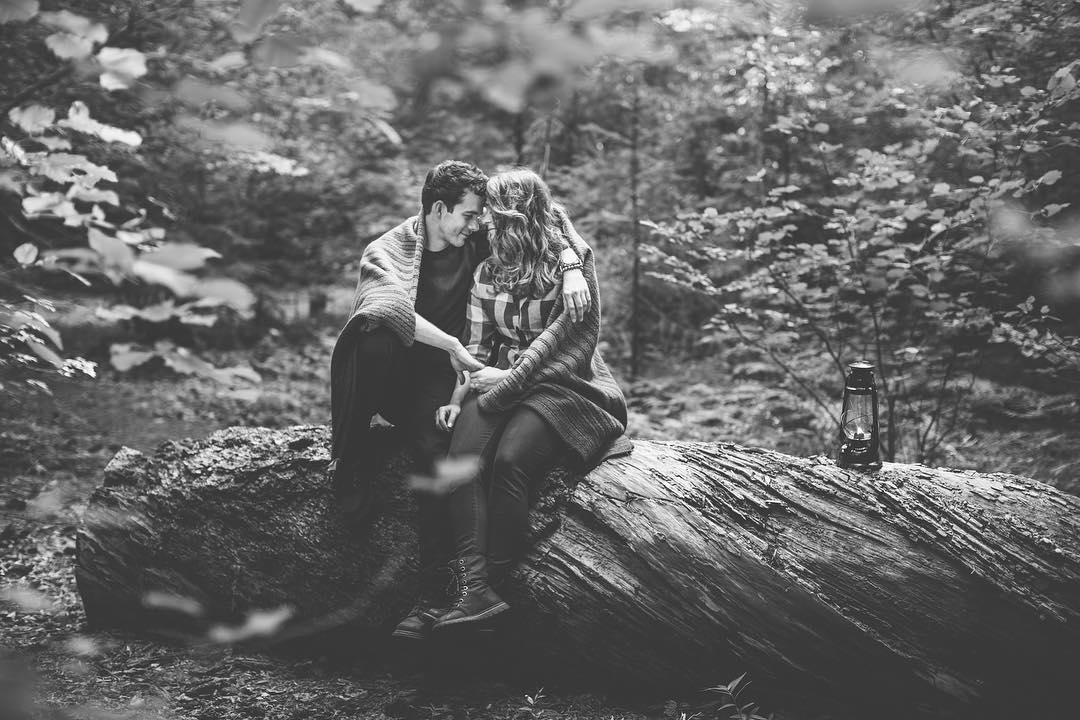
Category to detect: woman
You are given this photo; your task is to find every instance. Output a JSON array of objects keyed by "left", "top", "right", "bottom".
[{"left": 424, "top": 168, "right": 630, "bottom": 630}]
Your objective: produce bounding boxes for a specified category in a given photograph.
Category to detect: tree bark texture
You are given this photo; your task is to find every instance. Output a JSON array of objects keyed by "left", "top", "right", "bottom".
[{"left": 75, "top": 425, "right": 1080, "bottom": 718}]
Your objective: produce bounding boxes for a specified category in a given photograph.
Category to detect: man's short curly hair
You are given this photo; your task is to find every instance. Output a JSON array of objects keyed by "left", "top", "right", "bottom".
[{"left": 421, "top": 161, "right": 488, "bottom": 215}]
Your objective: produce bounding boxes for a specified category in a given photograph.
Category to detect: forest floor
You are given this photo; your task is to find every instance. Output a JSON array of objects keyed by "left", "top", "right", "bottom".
[{"left": 2, "top": 310, "right": 1079, "bottom": 720}]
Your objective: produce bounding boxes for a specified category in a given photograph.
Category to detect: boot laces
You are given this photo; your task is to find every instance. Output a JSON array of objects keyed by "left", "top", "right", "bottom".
[{"left": 452, "top": 560, "right": 469, "bottom": 603}]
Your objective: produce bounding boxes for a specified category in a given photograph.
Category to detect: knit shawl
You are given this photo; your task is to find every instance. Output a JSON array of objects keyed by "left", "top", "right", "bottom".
[
  {"left": 347, "top": 215, "right": 426, "bottom": 346},
  {"left": 479, "top": 206, "right": 630, "bottom": 466}
]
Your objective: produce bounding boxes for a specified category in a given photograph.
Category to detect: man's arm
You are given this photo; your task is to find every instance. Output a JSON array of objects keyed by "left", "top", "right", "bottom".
[
  {"left": 349, "top": 239, "right": 417, "bottom": 344},
  {"left": 414, "top": 312, "right": 483, "bottom": 381}
]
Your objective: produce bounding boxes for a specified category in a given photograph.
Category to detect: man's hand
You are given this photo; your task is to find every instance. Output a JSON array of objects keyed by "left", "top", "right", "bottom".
[
  {"left": 561, "top": 268, "right": 591, "bottom": 324},
  {"left": 471, "top": 366, "right": 510, "bottom": 394},
  {"left": 448, "top": 341, "right": 484, "bottom": 383},
  {"left": 435, "top": 404, "right": 461, "bottom": 432}
]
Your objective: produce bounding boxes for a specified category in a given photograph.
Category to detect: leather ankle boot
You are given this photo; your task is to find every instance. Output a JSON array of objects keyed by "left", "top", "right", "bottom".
[
  {"left": 392, "top": 564, "right": 455, "bottom": 640},
  {"left": 432, "top": 554, "right": 509, "bottom": 630},
  {"left": 390, "top": 565, "right": 453, "bottom": 639}
]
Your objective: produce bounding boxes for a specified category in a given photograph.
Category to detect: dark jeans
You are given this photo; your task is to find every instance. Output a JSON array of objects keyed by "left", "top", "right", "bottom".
[
  {"left": 446, "top": 395, "right": 568, "bottom": 566},
  {"left": 330, "top": 319, "right": 454, "bottom": 567}
]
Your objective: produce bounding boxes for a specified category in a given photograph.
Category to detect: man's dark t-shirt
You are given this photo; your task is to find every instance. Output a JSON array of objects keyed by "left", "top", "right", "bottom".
[{"left": 412, "top": 230, "right": 490, "bottom": 366}]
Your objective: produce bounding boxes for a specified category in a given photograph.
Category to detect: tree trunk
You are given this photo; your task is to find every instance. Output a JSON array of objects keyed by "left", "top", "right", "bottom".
[
  {"left": 628, "top": 75, "right": 642, "bottom": 381},
  {"left": 75, "top": 426, "right": 1080, "bottom": 719}
]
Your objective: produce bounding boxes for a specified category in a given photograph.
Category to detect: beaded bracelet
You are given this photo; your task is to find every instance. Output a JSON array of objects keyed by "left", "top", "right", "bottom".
[{"left": 559, "top": 260, "right": 584, "bottom": 274}]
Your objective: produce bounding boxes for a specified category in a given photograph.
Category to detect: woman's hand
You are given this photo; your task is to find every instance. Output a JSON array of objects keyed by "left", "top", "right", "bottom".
[
  {"left": 470, "top": 366, "right": 510, "bottom": 394},
  {"left": 435, "top": 404, "right": 461, "bottom": 432},
  {"left": 447, "top": 340, "right": 484, "bottom": 383},
  {"left": 561, "top": 268, "right": 591, "bottom": 323}
]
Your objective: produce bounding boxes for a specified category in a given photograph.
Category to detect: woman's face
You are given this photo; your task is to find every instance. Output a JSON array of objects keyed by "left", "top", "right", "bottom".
[{"left": 481, "top": 208, "right": 497, "bottom": 236}]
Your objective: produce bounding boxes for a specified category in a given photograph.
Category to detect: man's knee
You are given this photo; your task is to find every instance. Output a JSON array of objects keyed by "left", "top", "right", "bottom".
[
  {"left": 337, "top": 323, "right": 399, "bottom": 366},
  {"left": 357, "top": 324, "right": 400, "bottom": 356}
]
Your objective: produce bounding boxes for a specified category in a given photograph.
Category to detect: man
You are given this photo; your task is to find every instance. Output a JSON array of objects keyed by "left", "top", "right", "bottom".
[{"left": 328, "top": 160, "right": 589, "bottom": 638}]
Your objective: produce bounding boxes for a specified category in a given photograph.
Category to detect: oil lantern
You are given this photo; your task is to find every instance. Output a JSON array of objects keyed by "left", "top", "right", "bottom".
[{"left": 837, "top": 360, "right": 882, "bottom": 471}]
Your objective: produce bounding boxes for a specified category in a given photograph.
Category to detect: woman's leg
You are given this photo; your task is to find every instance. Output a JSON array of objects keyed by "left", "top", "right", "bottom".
[
  {"left": 487, "top": 406, "right": 568, "bottom": 584},
  {"left": 445, "top": 395, "right": 507, "bottom": 560},
  {"left": 434, "top": 395, "right": 512, "bottom": 628}
]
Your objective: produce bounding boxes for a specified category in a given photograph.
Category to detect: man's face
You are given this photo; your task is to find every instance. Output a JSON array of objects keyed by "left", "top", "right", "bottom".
[{"left": 437, "top": 191, "right": 483, "bottom": 247}]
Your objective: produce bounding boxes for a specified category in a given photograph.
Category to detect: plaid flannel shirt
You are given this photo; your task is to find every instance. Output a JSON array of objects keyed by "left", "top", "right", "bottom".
[{"left": 464, "top": 260, "right": 559, "bottom": 370}]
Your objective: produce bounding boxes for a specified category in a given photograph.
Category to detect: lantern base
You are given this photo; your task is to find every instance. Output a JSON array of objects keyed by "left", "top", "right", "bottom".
[
  {"left": 837, "top": 459, "right": 883, "bottom": 471},
  {"left": 837, "top": 443, "right": 882, "bottom": 471}
]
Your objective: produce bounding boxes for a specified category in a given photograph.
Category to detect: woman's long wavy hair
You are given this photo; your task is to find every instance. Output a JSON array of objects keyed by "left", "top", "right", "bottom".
[{"left": 485, "top": 169, "right": 564, "bottom": 298}]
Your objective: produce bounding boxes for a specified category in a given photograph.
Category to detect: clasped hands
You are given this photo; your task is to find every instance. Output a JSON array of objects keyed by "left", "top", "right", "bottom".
[
  {"left": 447, "top": 342, "right": 510, "bottom": 392},
  {"left": 437, "top": 343, "right": 510, "bottom": 432},
  {"left": 434, "top": 366, "right": 509, "bottom": 431}
]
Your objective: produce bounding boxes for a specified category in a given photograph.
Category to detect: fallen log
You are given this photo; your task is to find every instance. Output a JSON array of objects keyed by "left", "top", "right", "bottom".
[{"left": 75, "top": 425, "right": 1080, "bottom": 719}]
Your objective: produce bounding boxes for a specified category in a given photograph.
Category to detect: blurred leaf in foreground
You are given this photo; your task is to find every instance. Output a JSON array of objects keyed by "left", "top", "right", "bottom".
[
  {"left": 207, "top": 605, "right": 293, "bottom": 644},
  {"left": 0, "top": 0, "right": 39, "bottom": 24}
]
